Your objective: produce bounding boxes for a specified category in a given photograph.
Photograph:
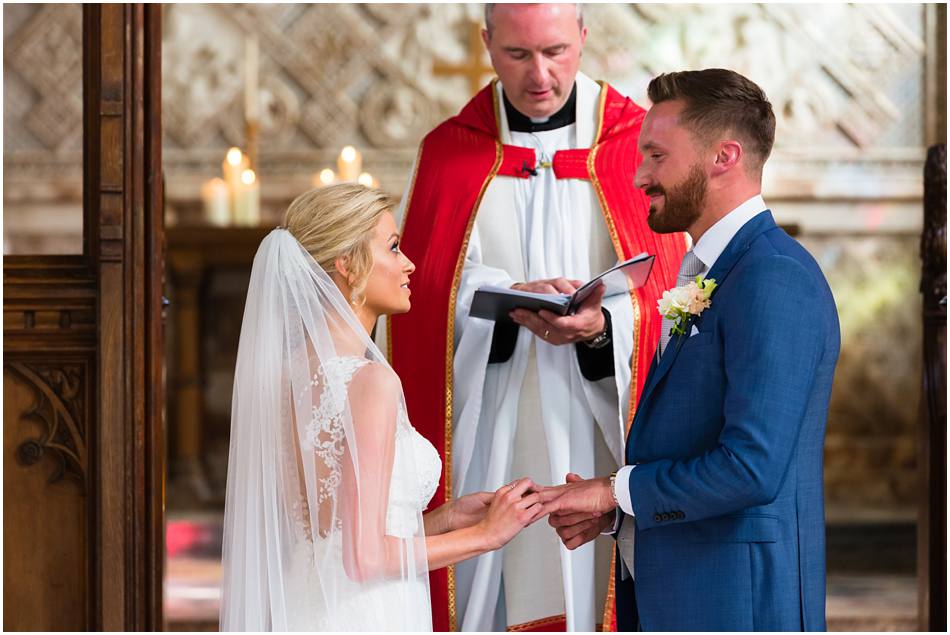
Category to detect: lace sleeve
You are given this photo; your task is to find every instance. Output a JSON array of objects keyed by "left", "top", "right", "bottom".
[{"left": 301, "top": 356, "right": 370, "bottom": 511}]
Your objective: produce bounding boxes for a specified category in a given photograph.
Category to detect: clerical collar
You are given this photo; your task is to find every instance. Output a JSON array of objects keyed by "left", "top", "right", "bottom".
[{"left": 503, "top": 83, "right": 577, "bottom": 133}]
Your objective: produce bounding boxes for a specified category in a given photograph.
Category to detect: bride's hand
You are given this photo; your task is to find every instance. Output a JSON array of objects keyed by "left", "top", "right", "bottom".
[
  {"left": 476, "top": 477, "right": 546, "bottom": 551},
  {"left": 448, "top": 491, "right": 494, "bottom": 532}
]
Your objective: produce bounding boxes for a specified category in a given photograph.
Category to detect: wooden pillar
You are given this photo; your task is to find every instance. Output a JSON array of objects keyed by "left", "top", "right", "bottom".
[
  {"left": 83, "top": 4, "right": 165, "bottom": 630},
  {"left": 4, "top": 4, "right": 163, "bottom": 631},
  {"left": 918, "top": 144, "right": 946, "bottom": 633}
]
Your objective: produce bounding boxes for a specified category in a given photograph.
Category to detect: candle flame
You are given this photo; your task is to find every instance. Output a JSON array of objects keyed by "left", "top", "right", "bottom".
[
  {"left": 319, "top": 169, "right": 336, "bottom": 185},
  {"left": 226, "top": 147, "right": 244, "bottom": 166},
  {"left": 357, "top": 172, "right": 374, "bottom": 187},
  {"left": 340, "top": 146, "right": 357, "bottom": 163},
  {"left": 241, "top": 169, "right": 256, "bottom": 185}
]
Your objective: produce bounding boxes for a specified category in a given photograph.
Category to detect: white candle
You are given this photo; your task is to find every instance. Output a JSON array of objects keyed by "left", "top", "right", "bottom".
[
  {"left": 312, "top": 168, "right": 336, "bottom": 188},
  {"left": 245, "top": 36, "right": 259, "bottom": 123},
  {"left": 235, "top": 168, "right": 260, "bottom": 226},
  {"left": 357, "top": 172, "right": 374, "bottom": 187},
  {"left": 201, "top": 178, "right": 230, "bottom": 226},
  {"left": 337, "top": 146, "right": 361, "bottom": 182},
  {"left": 222, "top": 147, "right": 249, "bottom": 217}
]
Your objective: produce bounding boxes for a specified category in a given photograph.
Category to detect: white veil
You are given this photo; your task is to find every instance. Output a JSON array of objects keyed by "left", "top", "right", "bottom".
[{"left": 220, "top": 228, "right": 431, "bottom": 631}]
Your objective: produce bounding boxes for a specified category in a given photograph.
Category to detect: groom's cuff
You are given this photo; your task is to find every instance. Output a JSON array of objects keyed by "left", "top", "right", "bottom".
[{"left": 614, "top": 465, "right": 636, "bottom": 517}]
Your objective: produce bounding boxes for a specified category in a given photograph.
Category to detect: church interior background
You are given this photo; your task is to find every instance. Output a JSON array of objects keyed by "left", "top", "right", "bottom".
[{"left": 3, "top": 3, "right": 945, "bottom": 631}]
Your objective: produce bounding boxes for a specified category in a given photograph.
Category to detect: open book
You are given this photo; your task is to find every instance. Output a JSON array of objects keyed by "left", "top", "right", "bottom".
[{"left": 469, "top": 253, "right": 655, "bottom": 323}]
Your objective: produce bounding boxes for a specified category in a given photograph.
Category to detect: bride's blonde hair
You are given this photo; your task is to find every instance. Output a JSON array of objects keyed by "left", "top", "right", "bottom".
[{"left": 283, "top": 183, "right": 396, "bottom": 305}]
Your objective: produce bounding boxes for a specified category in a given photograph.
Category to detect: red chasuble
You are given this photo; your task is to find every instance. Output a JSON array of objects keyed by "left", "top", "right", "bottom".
[{"left": 389, "top": 80, "right": 687, "bottom": 631}]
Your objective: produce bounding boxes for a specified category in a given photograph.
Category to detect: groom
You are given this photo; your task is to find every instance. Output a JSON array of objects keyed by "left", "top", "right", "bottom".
[{"left": 538, "top": 68, "right": 840, "bottom": 631}]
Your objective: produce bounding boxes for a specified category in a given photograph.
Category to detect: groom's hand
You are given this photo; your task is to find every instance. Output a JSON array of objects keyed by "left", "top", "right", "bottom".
[
  {"left": 550, "top": 509, "right": 616, "bottom": 550},
  {"left": 548, "top": 473, "right": 615, "bottom": 550},
  {"left": 538, "top": 472, "right": 616, "bottom": 516},
  {"left": 510, "top": 280, "right": 606, "bottom": 346}
]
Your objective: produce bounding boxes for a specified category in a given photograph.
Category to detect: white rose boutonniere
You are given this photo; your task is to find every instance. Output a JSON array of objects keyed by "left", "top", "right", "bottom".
[{"left": 657, "top": 275, "right": 718, "bottom": 337}]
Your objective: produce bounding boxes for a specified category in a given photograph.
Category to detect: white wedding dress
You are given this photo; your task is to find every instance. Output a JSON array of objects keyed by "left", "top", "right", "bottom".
[
  {"left": 220, "top": 228, "right": 438, "bottom": 632},
  {"left": 285, "top": 356, "right": 442, "bottom": 631}
]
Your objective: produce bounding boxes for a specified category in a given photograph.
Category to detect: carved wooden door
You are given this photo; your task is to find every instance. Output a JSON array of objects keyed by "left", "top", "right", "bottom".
[{"left": 3, "top": 5, "right": 165, "bottom": 630}]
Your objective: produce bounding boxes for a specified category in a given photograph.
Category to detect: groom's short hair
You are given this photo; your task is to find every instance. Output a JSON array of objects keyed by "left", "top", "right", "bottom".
[{"left": 648, "top": 69, "right": 776, "bottom": 178}]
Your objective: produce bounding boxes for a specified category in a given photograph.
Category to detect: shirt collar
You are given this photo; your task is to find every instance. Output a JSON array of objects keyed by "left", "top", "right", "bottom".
[
  {"left": 692, "top": 194, "right": 767, "bottom": 271},
  {"left": 504, "top": 83, "right": 577, "bottom": 133}
]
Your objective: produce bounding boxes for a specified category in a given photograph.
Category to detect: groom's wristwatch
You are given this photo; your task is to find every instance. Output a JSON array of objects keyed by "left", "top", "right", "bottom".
[{"left": 608, "top": 471, "right": 619, "bottom": 507}]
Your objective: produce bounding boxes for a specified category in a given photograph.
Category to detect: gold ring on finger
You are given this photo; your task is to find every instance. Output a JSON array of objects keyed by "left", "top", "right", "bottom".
[{"left": 543, "top": 329, "right": 550, "bottom": 340}]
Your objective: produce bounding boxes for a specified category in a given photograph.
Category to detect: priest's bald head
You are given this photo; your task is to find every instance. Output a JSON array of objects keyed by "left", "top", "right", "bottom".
[{"left": 482, "top": 3, "right": 587, "bottom": 120}]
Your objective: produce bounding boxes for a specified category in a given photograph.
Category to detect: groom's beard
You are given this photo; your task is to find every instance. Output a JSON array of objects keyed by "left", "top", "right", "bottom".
[{"left": 646, "top": 163, "right": 707, "bottom": 234}]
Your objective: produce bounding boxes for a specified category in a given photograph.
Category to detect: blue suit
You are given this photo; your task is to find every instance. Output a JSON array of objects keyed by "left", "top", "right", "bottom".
[{"left": 619, "top": 211, "right": 840, "bottom": 631}]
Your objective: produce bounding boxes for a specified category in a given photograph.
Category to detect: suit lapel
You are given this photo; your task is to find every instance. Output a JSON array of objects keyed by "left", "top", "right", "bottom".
[{"left": 626, "top": 211, "right": 778, "bottom": 456}]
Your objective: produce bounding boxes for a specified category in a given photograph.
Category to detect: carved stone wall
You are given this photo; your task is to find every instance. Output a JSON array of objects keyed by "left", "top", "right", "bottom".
[
  {"left": 4, "top": 4, "right": 930, "bottom": 202},
  {"left": 3, "top": 3, "right": 940, "bottom": 516}
]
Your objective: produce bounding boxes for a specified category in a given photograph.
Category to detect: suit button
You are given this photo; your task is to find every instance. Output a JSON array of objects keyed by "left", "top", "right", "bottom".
[
  {"left": 661, "top": 513, "right": 671, "bottom": 522},
  {"left": 653, "top": 513, "right": 662, "bottom": 523}
]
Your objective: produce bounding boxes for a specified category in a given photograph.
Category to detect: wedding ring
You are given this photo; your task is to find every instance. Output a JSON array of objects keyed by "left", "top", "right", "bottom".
[{"left": 543, "top": 329, "right": 550, "bottom": 340}]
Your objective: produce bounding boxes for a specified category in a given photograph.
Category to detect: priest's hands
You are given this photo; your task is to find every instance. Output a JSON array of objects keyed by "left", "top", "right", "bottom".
[
  {"left": 544, "top": 473, "right": 617, "bottom": 550},
  {"left": 509, "top": 279, "right": 607, "bottom": 346}
]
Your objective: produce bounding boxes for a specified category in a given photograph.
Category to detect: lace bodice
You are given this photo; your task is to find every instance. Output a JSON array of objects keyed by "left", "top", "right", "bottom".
[{"left": 302, "top": 356, "right": 441, "bottom": 537}]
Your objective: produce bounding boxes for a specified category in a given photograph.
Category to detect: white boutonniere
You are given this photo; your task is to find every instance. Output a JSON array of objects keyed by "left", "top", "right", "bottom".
[{"left": 657, "top": 276, "right": 718, "bottom": 337}]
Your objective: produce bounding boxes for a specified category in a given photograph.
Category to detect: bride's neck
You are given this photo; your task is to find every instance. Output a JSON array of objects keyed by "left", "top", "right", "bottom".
[
  {"left": 330, "top": 305, "right": 380, "bottom": 358},
  {"left": 353, "top": 305, "right": 379, "bottom": 340}
]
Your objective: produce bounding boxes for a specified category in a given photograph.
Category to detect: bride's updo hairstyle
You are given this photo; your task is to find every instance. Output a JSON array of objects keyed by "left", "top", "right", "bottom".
[{"left": 283, "top": 182, "right": 396, "bottom": 304}]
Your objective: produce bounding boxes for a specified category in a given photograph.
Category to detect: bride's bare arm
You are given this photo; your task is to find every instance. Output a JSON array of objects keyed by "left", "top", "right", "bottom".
[
  {"left": 423, "top": 478, "right": 544, "bottom": 571},
  {"left": 338, "top": 364, "right": 404, "bottom": 582},
  {"left": 339, "top": 364, "right": 545, "bottom": 579}
]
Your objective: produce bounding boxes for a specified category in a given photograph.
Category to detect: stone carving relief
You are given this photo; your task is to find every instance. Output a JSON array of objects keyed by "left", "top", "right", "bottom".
[
  {"left": 7, "top": 362, "right": 87, "bottom": 492},
  {"left": 3, "top": 3, "right": 83, "bottom": 155},
  {"left": 3, "top": 3, "right": 928, "bottom": 193}
]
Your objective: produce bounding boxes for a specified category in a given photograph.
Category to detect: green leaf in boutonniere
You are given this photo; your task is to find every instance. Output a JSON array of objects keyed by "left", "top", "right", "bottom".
[{"left": 657, "top": 277, "right": 718, "bottom": 338}]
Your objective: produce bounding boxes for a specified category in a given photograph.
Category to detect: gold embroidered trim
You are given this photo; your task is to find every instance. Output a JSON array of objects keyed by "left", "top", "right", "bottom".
[
  {"left": 507, "top": 614, "right": 567, "bottom": 631},
  {"left": 602, "top": 550, "right": 617, "bottom": 630},
  {"left": 593, "top": 80, "right": 609, "bottom": 145},
  {"left": 586, "top": 83, "right": 641, "bottom": 432},
  {"left": 444, "top": 79, "right": 504, "bottom": 631}
]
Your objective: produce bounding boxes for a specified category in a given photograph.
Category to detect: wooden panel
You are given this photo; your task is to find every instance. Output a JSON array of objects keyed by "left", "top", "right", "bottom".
[
  {"left": 3, "top": 4, "right": 165, "bottom": 631},
  {"left": 918, "top": 143, "right": 946, "bottom": 632},
  {"left": 3, "top": 361, "right": 90, "bottom": 631},
  {"left": 83, "top": 4, "right": 166, "bottom": 630}
]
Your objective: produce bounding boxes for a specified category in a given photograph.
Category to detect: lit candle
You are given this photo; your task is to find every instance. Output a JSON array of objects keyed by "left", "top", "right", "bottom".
[
  {"left": 235, "top": 168, "right": 260, "bottom": 226},
  {"left": 201, "top": 178, "right": 230, "bottom": 226},
  {"left": 245, "top": 36, "right": 259, "bottom": 123},
  {"left": 312, "top": 168, "right": 336, "bottom": 188},
  {"left": 357, "top": 172, "right": 374, "bottom": 187},
  {"left": 337, "top": 146, "right": 361, "bottom": 182},
  {"left": 222, "top": 147, "right": 249, "bottom": 217}
]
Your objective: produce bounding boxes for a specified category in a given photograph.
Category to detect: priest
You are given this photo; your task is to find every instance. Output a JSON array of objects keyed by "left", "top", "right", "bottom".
[{"left": 388, "top": 4, "right": 686, "bottom": 631}]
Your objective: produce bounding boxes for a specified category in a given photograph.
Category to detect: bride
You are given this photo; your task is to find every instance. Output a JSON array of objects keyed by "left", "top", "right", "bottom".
[{"left": 219, "top": 183, "right": 546, "bottom": 631}]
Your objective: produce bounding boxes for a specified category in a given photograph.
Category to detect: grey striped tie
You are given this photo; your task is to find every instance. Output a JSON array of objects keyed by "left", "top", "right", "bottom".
[{"left": 658, "top": 250, "right": 705, "bottom": 356}]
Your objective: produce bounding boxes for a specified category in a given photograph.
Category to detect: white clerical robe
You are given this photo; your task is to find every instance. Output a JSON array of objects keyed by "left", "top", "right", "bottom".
[{"left": 444, "top": 74, "right": 634, "bottom": 632}]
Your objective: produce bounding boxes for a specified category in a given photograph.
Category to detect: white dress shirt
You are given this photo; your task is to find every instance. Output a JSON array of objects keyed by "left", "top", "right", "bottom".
[{"left": 611, "top": 194, "right": 768, "bottom": 518}]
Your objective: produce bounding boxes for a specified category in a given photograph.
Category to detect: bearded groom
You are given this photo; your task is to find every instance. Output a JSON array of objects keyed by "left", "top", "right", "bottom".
[{"left": 539, "top": 68, "right": 840, "bottom": 631}]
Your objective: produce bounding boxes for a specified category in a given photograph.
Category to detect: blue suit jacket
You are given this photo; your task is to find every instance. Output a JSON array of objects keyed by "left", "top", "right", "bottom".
[{"left": 622, "top": 211, "right": 840, "bottom": 631}]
